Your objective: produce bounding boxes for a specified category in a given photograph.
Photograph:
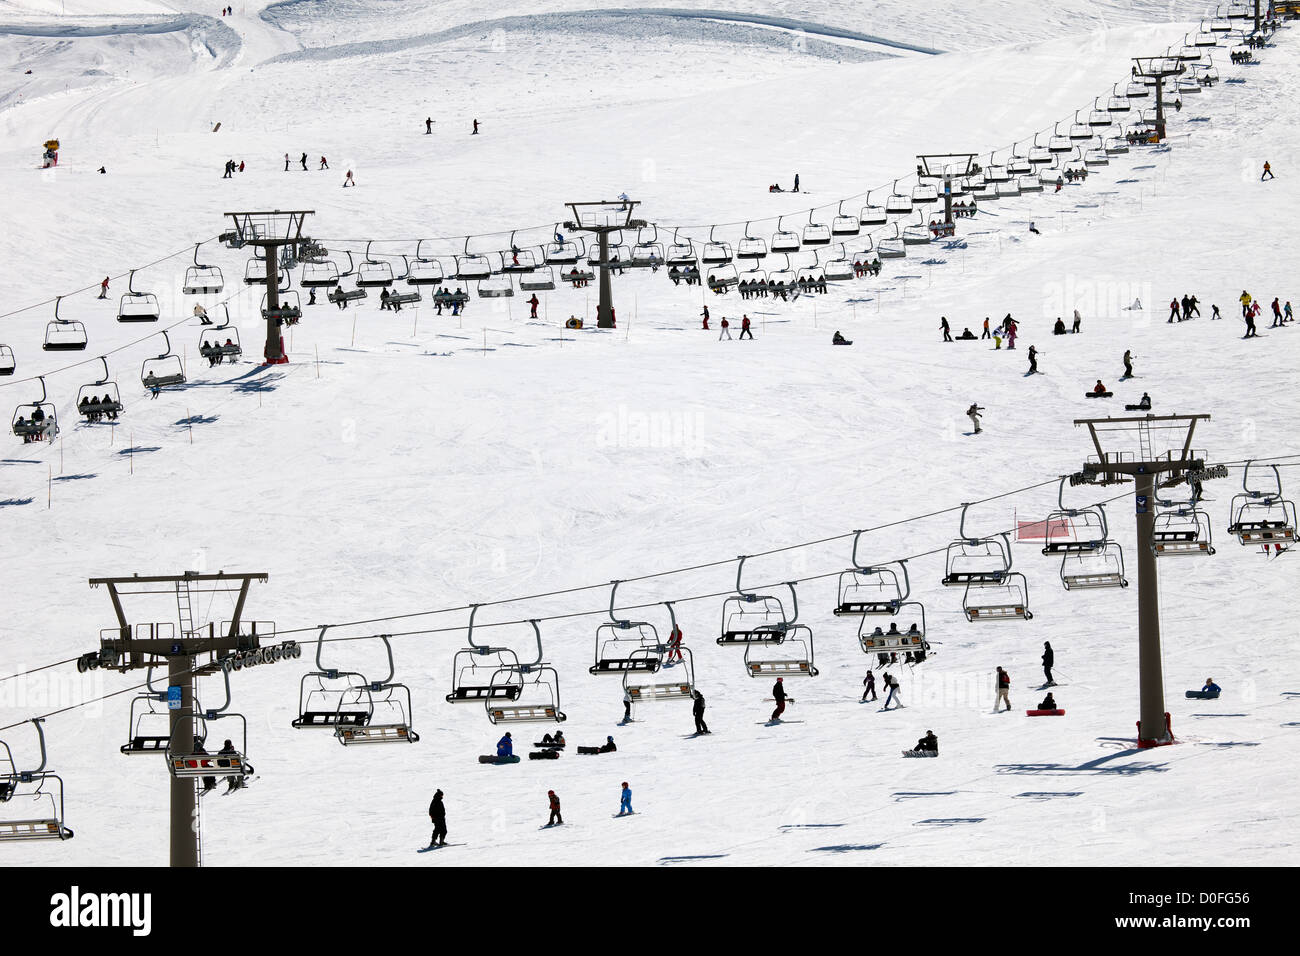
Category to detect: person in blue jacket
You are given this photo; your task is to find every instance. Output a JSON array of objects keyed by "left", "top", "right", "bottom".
[
  {"left": 1201, "top": 678, "right": 1221, "bottom": 697},
  {"left": 618, "top": 782, "right": 633, "bottom": 815},
  {"left": 496, "top": 732, "right": 513, "bottom": 757}
]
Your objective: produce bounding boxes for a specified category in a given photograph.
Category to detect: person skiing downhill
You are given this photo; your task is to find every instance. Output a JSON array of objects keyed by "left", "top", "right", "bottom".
[
  {"left": 862, "top": 669, "right": 877, "bottom": 702},
  {"left": 1042, "top": 641, "right": 1055, "bottom": 686},
  {"left": 284, "top": 152, "right": 290, "bottom": 171},
  {"left": 719, "top": 316, "right": 731, "bottom": 340},
  {"left": 1261, "top": 161, "right": 1273, "bottom": 181},
  {"left": 740, "top": 315, "right": 753, "bottom": 339},
  {"left": 300, "top": 152, "right": 308, "bottom": 170},
  {"left": 692, "top": 690, "right": 710, "bottom": 734},
  {"left": 319, "top": 156, "right": 329, "bottom": 169},
  {"left": 618, "top": 782, "right": 633, "bottom": 816},
  {"left": 967, "top": 403, "right": 984, "bottom": 434},
  {"left": 882, "top": 671, "right": 903, "bottom": 709},
  {"left": 528, "top": 294, "right": 540, "bottom": 318},
  {"left": 940, "top": 315, "right": 952, "bottom": 342},
  {"left": 995, "top": 666, "right": 1012, "bottom": 712},
  {"left": 472, "top": 118, "right": 480, "bottom": 134},
  {"left": 1270, "top": 297, "right": 1283, "bottom": 328},
  {"left": 1027, "top": 345, "right": 1039, "bottom": 374},
  {"left": 546, "top": 790, "right": 562, "bottom": 826},
  {"left": 770, "top": 678, "right": 788, "bottom": 721},
  {"left": 428, "top": 789, "right": 447, "bottom": 847},
  {"left": 1168, "top": 297, "right": 1180, "bottom": 323},
  {"left": 1240, "top": 290, "right": 1253, "bottom": 318}
]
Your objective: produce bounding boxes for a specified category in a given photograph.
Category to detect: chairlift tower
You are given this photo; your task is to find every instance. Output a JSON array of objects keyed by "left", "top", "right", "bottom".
[
  {"left": 1071, "top": 414, "right": 1212, "bottom": 748},
  {"left": 224, "top": 210, "right": 314, "bottom": 364},
  {"left": 916, "top": 154, "right": 977, "bottom": 225},
  {"left": 563, "top": 201, "right": 647, "bottom": 329},
  {"left": 1132, "top": 57, "right": 1185, "bottom": 142},
  {"left": 81, "top": 572, "right": 269, "bottom": 867}
]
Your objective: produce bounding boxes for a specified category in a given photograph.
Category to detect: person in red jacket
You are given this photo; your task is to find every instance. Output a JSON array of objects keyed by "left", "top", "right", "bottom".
[
  {"left": 739, "top": 314, "right": 753, "bottom": 339},
  {"left": 546, "top": 790, "right": 562, "bottom": 826},
  {"left": 665, "top": 625, "right": 683, "bottom": 663},
  {"left": 528, "top": 294, "right": 539, "bottom": 318},
  {"left": 98, "top": 276, "right": 110, "bottom": 299},
  {"left": 719, "top": 316, "right": 731, "bottom": 340},
  {"left": 1168, "top": 298, "right": 1180, "bottom": 323}
]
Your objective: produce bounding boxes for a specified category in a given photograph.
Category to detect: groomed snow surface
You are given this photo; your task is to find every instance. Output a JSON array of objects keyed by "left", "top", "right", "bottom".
[{"left": 0, "top": 1, "right": 1297, "bottom": 868}]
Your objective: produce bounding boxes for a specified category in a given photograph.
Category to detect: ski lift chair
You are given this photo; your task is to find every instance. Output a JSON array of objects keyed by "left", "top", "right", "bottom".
[
  {"left": 1041, "top": 478, "right": 1111, "bottom": 554},
  {"left": 183, "top": 243, "right": 225, "bottom": 295},
  {"left": 860, "top": 193, "right": 888, "bottom": 225},
  {"left": 1228, "top": 461, "right": 1297, "bottom": 549},
  {"left": 0, "top": 345, "right": 14, "bottom": 376},
  {"left": 738, "top": 222, "right": 769, "bottom": 260},
  {"left": 120, "top": 669, "right": 171, "bottom": 754},
  {"left": 802, "top": 210, "right": 831, "bottom": 245},
  {"left": 11, "top": 376, "right": 58, "bottom": 442},
  {"left": 591, "top": 581, "right": 664, "bottom": 675},
  {"left": 446, "top": 606, "right": 526, "bottom": 704},
  {"left": 858, "top": 602, "right": 927, "bottom": 661},
  {"left": 943, "top": 503, "right": 1013, "bottom": 586},
  {"left": 742, "top": 584, "right": 818, "bottom": 677},
  {"left": 718, "top": 556, "right": 791, "bottom": 645},
  {"left": 834, "top": 538, "right": 910, "bottom": 616},
  {"left": 140, "top": 331, "right": 185, "bottom": 390},
  {"left": 963, "top": 574, "right": 1033, "bottom": 621},
  {"left": 832, "top": 202, "right": 861, "bottom": 236},
  {"left": 485, "top": 620, "right": 566, "bottom": 724},
  {"left": 357, "top": 242, "right": 395, "bottom": 287},
  {"left": 666, "top": 231, "right": 697, "bottom": 267},
  {"left": 701, "top": 226, "right": 733, "bottom": 265},
  {"left": 166, "top": 713, "right": 253, "bottom": 784},
  {"left": 624, "top": 603, "right": 695, "bottom": 704},
  {"left": 43, "top": 319, "right": 87, "bottom": 352},
  {"left": 0, "top": 721, "right": 74, "bottom": 841},
  {"left": 520, "top": 267, "right": 556, "bottom": 292},
  {"left": 771, "top": 216, "right": 801, "bottom": 253},
  {"left": 117, "top": 271, "right": 161, "bottom": 322},
  {"left": 885, "top": 182, "right": 913, "bottom": 215},
  {"left": 302, "top": 259, "right": 341, "bottom": 288},
  {"left": 1151, "top": 497, "right": 1216, "bottom": 555},
  {"left": 407, "top": 242, "right": 445, "bottom": 286},
  {"left": 1060, "top": 543, "right": 1128, "bottom": 589},
  {"left": 76, "top": 357, "right": 124, "bottom": 422}
]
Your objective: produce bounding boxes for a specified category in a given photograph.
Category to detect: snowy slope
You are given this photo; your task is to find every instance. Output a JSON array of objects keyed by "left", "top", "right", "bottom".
[{"left": 0, "top": 1, "right": 1297, "bottom": 867}]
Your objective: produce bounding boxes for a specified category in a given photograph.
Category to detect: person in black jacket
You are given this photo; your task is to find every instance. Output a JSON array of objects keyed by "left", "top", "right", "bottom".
[
  {"left": 914, "top": 730, "right": 938, "bottom": 753},
  {"left": 692, "top": 690, "right": 710, "bottom": 734},
  {"left": 1042, "top": 641, "right": 1055, "bottom": 686},
  {"left": 770, "top": 677, "right": 788, "bottom": 721},
  {"left": 429, "top": 789, "right": 447, "bottom": 847}
]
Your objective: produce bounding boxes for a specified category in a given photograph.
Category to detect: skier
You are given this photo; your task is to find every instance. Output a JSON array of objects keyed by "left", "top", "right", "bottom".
[
  {"left": 995, "top": 666, "right": 1012, "bottom": 712},
  {"left": 496, "top": 732, "right": 513, "bottom": 758},
  {"left": 472, "top": 118, "right": 479, "bottom": 135},
  {"left": 1027, "top": 345, "right": 1039, "bottom": 374},
  {"left": 719, "top": 316, "right": 731, "bottom": 340},
  {"left": 1239, "top": 290, "right": 1253, "bottom": 318},
  {"left": 1187, "top": 295, "right": 1200, "bottom": 318},
  {"left": 285, "top": 152, "right": 293, "bottom": 171},
  {"left": 218, "top": 739, "right": 244, "bottom": 793},
  {"left": 1211, "top": 304, "right": 1221, "bottom": 320},
  {"left": 1042, "top": 641, "right": 1055, "bottom": 686},
  {"left": 862, "top": 669, "right": 877, "bottom": 702},
  {"left": 739, "top": 314, "right": 753, "bottom": 339},
  {"left": 1261, "top": 161, "right": 1273, "bottom": 181},
  {"left": 1006, "top": 319, "right": 1017, "bottom": 349},
  {"left": 425, "top": 117, "right": 433, "bottom": 134},
  {"left": 98, "top": 277, "right": 109, "bottom": 299},
  {"left": 546, "top": 790, "right": 563, "bottom": 826},
  {"left": 967, "top": 403, "right": 984, "bottom": 435},
  {"left": 1244, "top": 308, "right": 1258, "bottom": 338},
  {"left": 528, "top": 294, "right": 540, "bottom": 319},
  {"left": 618, "top": 782, "right": 633, "bottom": 816},
  {"left": 1122, "top": 349, "right": 1134, "bottom": 379},
  {"left": 319, "top": 156, "right": 328, "bottom": 169},
  {"left": 343, "top": 170, "right": 355, "bottom": 187},
  {"left": 882, "top": 672, "right": 903, "bottom": 710},
  {"left": 914, "top": 730, "right": 938, "bottom": 754},
  {"left": 308, "top": 288, "right": 317, "bottom": 306},
  {"left": 692, "top": 690, "right": 710, "bottom": 734},
  {"left": 665, "top": 624, "right": 683, "bottom": 663},
  {"left": 222, "top": 159, "right": 233, "bottom": 179},
  {"left": 300, "top": 152, "right": 308, "bottom": 171},
  {"left": 793, "top": 173, "right": 800, "bottom": 192},
  {"left": 1270, "top": 297, "right": 1283, "bottom": 328},
  {"left": 701, "top": 304, "right": 709, "bottom": 329},
  {"left": 940, "top": 315, "right": 952, "bottom": 342},
  {"left": 770, "top": 677, "right": 788, "bottom": 722},
  {"left": 238, "top": 160, "right": 244, "bottom": 172},
  {"left": 380, "top": 288, "right": 391, "bottom": 311},
  {"left": 428, "top": 789, "right": 447, "bottom": 847},
  {"left": 981, "top": 316, "right": 991, "bottom": 339}
]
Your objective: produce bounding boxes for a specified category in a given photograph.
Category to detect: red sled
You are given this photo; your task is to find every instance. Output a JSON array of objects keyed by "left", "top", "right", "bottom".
[{"left": 1026, "top": 709, "right": 1065, "bottom": 716}]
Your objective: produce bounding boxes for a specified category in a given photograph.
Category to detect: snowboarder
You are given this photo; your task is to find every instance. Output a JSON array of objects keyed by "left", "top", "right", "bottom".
[
  {"left": 995, "top": 666, "right": 1012, "bottom": 712},
  {"left": 308, "top": 287, "right": 317, "bottom": 306},
  {"left": 1029, "top": 221, "right": 1040, "bottom": 234},
  {"left": 882, "top": 672, "right": 903, "bottom": 710},
  {"left": 1122, "top": 350, "right": 1134, "bottom": 379},
  {"left": 1202, "top": 677, "right": 1221, "bottom": 695},
  {"left": 194, "top": 303, "right": 211, "bottom": 324},
  {"left": 940, "top": 315, "right": 952, "bottom": 342},
  {"left": 546, "top": 790, "right": 563, "bottom": 826},
  {"left": 1027, "top": 345, "right": 1039, "bottom": 374},
  {"left": 618, "top": 782, "right": 633, "bottom": 816},
  {"left": 914, "top": 731, "right": 938, "bottom": 754},
  {"left": 222, "top": 159, "right": 233, "bottom": 179},
  {"left": 496, "top": 732, "right": 513, "bottom": 758},
  {"left": 300, "top": 152, "right": 308, "bottom": 170},
  {"left": 528, "top": 294, "right": 540, "bottom": 318},
  {"left": 428, "top": 789, "right": 447, "bottom": 846},
  {"left": 1038, "top": 692, "right": 1058, "bottom": 711},
  {"left": 1211, "top": 304, "right": 1221, "bottom": 320},
  {"left": 739, "top": 315, "right": 753, "bottom": 339},
  {"left": 623, "top": 687, "right": 632, "bottom": 723},
  {"left": 1006, "top": 319, "right": 1017, "bottom": 349},
  {"left": 719, "top": 316, "right": 731, "bottom": 340},
  {"left": 967, "top": 403, "right": 984, "bottom": 435},
  {"left": 98, "top": 277, "right": 109, "bottom": 299},
  {"left": 472, "top": 119, "right": 479, "bottom": 135},
  {"left": 1092, "top": 379, "right": 1109, "bottom": 396},
  {"left": 690, "top": 690, "right": 710, "bottom": 735},
  {"left": 1042, "top": 641, "right": 1055, "bottom": 686},
  {"left": 425, "top": 117, "right": 433, "bottom": 134},
  {"left": 793, "top": 173, "right": 800, "bottom": 192},
  {"left": 862, "top": 669, "right": 877, "bottom": 702},
  {"left": 1244, "top": 309, "right": 1258, "bottom": 338},
  {"left": 343, "top": 170, "right": 355, "bottom": 187},
  {"left": 319, "top": 156, "right": 328, "bottom": 169},
  {"left": 770, "top": 677, "right": 788, "bottom": 721},
  {"left": 1261, "top": 161, "right": 1274, "bottom": 181}
]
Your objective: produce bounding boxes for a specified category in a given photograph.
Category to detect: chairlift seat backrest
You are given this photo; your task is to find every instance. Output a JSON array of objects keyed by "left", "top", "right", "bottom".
[
  {"left": 626, "top": 682, "right": 693, "bottom": 702},
  {"left": 0, "top": 819, "right": 72, "bottom": 841},
  {"left": 488, "top": 704, "right": 564, "bottom": 724},
  {"left": 293, "top": 710, "right": 369, "bottom": 728},
  {"left": 336, "top": 724, "right": 418, "bottom": 745}
]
